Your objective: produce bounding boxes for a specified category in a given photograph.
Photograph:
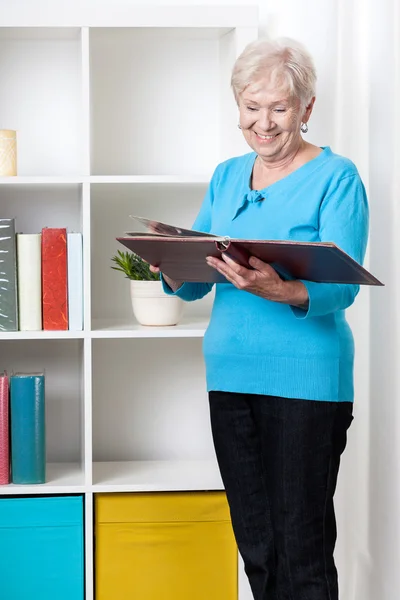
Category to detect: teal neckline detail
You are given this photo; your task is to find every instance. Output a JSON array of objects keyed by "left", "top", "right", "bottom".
[{"left": 232, "top": 147, "right": 332, "bottom": 221}]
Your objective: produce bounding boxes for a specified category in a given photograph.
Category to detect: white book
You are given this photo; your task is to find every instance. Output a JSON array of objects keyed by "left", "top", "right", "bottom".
[
  {"left": 16, "top": 233, "right": 42, "bottom": 331},
  {"left": 67, "top": 232, "right": 83, "bottom": 331}
]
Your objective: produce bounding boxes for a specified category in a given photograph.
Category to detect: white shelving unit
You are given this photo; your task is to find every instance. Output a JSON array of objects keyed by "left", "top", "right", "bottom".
[{"left": 0, "top": 6, "right": 258, "bottom": 599}]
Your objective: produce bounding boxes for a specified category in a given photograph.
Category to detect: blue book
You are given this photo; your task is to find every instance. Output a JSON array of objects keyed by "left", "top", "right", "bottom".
[
  {"left": 10, "top": 373, "right": 46, "bottom": 484},
  {"left": 67, "top": 232, "right": 83, "bottom": 330}
]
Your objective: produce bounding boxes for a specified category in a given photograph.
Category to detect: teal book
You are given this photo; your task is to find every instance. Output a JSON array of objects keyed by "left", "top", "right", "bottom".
[
  {"left": 10, "top": 373, "right": 46, "bottom": 484},
  {"left": 0, "top": 218, "right": 18, "bottom": 331}
]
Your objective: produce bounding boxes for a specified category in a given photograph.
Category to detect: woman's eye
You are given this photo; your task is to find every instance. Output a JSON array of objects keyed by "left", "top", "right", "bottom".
[
  {"left": 274, "top": 108, "right": 286, "bottom": 113},
  {"left": 246, "top": 106, "right": 258, "bottom": 112}
]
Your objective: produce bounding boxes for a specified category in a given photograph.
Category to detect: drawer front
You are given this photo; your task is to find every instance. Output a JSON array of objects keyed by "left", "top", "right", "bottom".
[
  {"left": 95, "top": 490, "right": 232, "bottom": 523},
  {"left": 95, "top": 492, "right": 238, "bottom": 600},
  {"left": 0, "top": 496, "right": 84, "bottom": 600}
]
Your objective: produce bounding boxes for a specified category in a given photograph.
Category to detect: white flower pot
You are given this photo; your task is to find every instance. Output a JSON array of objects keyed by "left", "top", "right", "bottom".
[{"left": 130, "top": 280, "right": 184, "bottom": 326}]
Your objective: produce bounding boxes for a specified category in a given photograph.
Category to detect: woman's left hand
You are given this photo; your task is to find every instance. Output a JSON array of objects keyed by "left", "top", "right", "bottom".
[{"left": 206, "top": 253, "right": 309, "bottom": 308}]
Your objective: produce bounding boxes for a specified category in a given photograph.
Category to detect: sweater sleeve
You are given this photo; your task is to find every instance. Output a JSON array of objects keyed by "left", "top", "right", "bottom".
[
  {"left": 291, "top": 173, "right": 369, "bottom": 319},
  {"left": 160, "top": 167, "right": 220, "bottom": 302}
]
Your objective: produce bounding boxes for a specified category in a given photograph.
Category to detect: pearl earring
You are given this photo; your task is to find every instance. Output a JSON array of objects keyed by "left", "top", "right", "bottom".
[{"left": 301, "top": 122, "right": 308, "bottom": 133}]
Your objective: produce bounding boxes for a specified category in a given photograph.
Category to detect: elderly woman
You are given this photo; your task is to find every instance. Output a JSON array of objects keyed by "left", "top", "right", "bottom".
[{"left": 153, "top": 38, "right": 368, "bottom": 600}]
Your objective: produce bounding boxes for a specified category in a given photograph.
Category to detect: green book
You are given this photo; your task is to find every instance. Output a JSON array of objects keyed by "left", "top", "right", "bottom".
[{"left": 0, "top": 218, "right": 18, "bottom": 331}]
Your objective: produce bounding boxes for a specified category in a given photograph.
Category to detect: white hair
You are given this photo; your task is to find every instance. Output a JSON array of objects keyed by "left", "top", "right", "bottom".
[{"left": 231, "top": 37, "right": 317, "bottom": 108}]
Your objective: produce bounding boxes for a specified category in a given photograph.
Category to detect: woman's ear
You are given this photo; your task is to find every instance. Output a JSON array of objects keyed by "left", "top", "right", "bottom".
[{"left": 303, "top": 97, "right": 316, "bottom": 121}]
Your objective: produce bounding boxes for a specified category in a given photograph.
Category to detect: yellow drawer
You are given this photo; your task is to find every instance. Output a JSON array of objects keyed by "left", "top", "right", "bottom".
[{"left": 95, "top": 492, "right": 238, "bottom": 600}]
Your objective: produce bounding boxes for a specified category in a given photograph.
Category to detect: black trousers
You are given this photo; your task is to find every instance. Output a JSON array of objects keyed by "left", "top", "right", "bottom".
[{"left": 208, "top": 391, "right": 353, "bottom": 600}]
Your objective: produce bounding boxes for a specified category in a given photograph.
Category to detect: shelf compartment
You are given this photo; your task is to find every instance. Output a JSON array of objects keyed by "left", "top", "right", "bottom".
[
  {"left": 89, "top": 175, "right": 210, "bottom": 184},
  {"left": 91, "top": 318, "right": 208, "bottom": 338},
  {"left": 0, "top": 339, "right": 86, "bottom": 469},
  {"left": 90, "top": 182, "right": 213, "bottom": 326},
  {"left": 0, "top": 462, "right": 85, "bottom": 495},
  {"left": 2, "top": 6, "right": 258, "bottom": 30},
  {"left": 0, "top": 183, "right": 83, "bottom": 233},
  {"left": 0, "top": 28, "right": 83, "bottom": 176},
  {"left": 90, "top": 27, "right": 241, "bottom": 176},
  {"left": 92, "top": 459, "right": 223, "bottom": 492},
  {"left": 0, "top": 176, "right": 85, "bottom": 185},
  {"left": 0, "top": 330, "right": 85, "bottom": 341},
  {"left": 92, "top": 339, "right": 215, "bottom": 464}
]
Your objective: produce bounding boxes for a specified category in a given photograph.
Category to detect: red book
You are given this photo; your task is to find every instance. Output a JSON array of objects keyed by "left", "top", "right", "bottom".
[
  {"left": 0, "top": 372, "right": 9, "bottom": 485},
  {"left": 42, "top": 228, "right": 69, "bottom": 330}
]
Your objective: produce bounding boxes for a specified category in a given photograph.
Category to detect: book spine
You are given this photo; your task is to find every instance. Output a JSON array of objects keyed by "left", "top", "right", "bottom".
[
  {"left": 0, "top": 373, "right": 9, "bottom": 485},
  {"left": 10, "top": 373, "right": 46, "bottom": 484},
  {"left": 17, "top": 233, "right": 42, "bottom": 331},
  {"left": 67, "top": 232, "right": 83, "bottom": 331},
  {"left": 0, "top": 218, "right": 18, "bottom": 331},
  {"left": 42, "top": 228, "right": 68, "bottom": 330}
]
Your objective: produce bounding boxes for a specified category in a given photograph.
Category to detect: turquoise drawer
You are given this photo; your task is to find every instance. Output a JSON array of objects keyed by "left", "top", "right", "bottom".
[{"left": 0, "top": 495, "right": 84, "bottom": 600}]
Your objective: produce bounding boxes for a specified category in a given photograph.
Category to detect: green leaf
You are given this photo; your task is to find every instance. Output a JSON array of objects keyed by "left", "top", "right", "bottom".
[{"left": 110, "top": 250, "right": 159, "bottom": 281}]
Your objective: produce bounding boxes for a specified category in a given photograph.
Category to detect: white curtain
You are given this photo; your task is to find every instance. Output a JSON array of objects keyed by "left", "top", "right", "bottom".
[
  {"left": 262, "top": 0, "right": 399, "bottom": 597},
  {"left": 336, "top": 0, "right": 400, "bottom": 597},
  {"left": 366, "top": 0, "right": 400, "bottom": 598}
]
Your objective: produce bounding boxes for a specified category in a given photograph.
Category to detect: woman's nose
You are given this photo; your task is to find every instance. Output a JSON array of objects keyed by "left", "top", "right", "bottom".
[{"left": 257, "top": 110, "right": 274, "bottom": 131}]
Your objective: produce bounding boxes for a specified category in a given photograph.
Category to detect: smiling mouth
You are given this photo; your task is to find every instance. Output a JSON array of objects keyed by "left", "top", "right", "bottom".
[{"left": 255, "top": 132, "right": 280, "bottom": 140}]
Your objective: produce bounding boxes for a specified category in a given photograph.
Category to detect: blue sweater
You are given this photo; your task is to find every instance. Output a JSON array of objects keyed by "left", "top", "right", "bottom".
[{"left": 162, "top": 147, "right": 369, "bottom": 402}]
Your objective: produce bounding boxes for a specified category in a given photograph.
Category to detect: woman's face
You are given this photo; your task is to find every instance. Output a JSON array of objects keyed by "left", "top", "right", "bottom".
[{"left": 238, "top": 77, "right": 315, "bottom": 162}]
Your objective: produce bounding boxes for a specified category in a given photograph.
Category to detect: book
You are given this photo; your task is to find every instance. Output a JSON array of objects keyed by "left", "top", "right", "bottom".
[
  {"left": 67, "top": 232, "right": 83, "bottom": 331},
  {"left": 10, "top": 373, "right": 46, "bottom": 485},
  {"left": 117, "top": 216, "right": 383, "bottom": 286},
  {"left": 0, "top": 372, "right": 9, "bottom": 485},
  {"left": 0, "top": 218, "right": 18, "bottom": 331},
  {"left": 42, "top": 227, "right": 68, "bottom": 330},
  {"left": 17, "top": 233, "right": 42, "bottom": 331}
]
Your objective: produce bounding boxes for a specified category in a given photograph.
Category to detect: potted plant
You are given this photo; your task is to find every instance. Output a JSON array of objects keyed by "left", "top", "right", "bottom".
[{"left": 111, "top": 250, "right": 184, "bottom": 326}]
